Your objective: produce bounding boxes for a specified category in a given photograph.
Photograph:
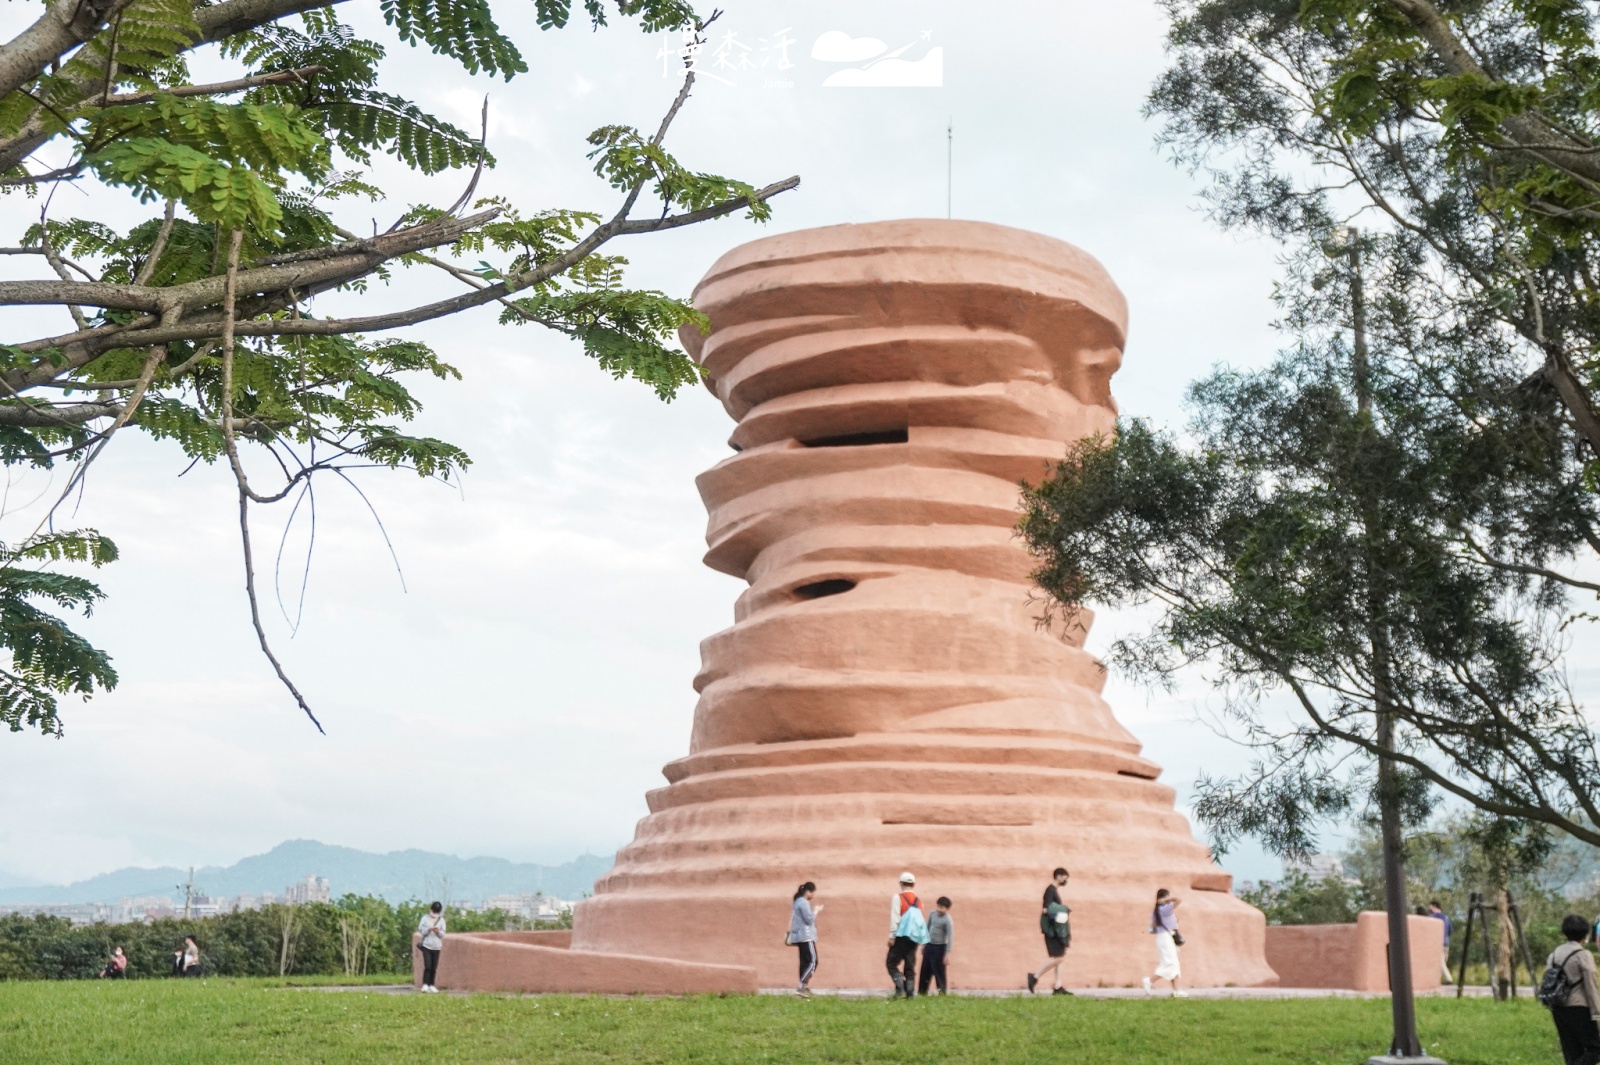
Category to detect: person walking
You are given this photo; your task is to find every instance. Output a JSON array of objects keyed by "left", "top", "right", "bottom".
[
  {"left": 789, "top": 882, "right": 823, "bottom": 998},
  {"left": 180, "top": 936, "right": 201, "bottom": 977},
  {"left": 1428, "top": 900, "right": 1454, "bottom": 984},
  {"left": 1028, "top": 867, "right": 1072, "bottom": 995},
  {"left": 1546, "top": 914, "right": 1600, "bottom": 1065},
  {"left": 417, "top": 901, "right": 446, "bottom": 993},
  {"left": 919, "top": 897, "right": 954, "bottom": 996},
  {"left": 1142, "top": 888, "right": 1186, "bottom": 997},
  {"left": 886, "top": 871, "right": 928, "bottom": 999}
]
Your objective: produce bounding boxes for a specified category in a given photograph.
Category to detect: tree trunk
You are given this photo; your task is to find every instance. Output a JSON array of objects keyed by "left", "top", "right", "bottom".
[
  {"left": 1378, "top": 713, "right": 1423, "bottom": 1055},
  {"left": 1344, "top": 229, "right": 1424, "bottom": 1057},
  {"left": 1495, "top": 888, "right": 1514, "bottom": 1000}
]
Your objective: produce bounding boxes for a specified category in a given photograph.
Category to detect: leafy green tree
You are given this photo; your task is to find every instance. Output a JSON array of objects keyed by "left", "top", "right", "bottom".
[
  {"left": 1019, "top": 238, "right": 1600, "bottom": 853},
  {"left": 0, "top": 0, "right": 796, "bottom": 734},
  {"left": 1019, "top": 225, "right": 1600, "bottom": 1054},
  {"left": 1238, "top": 867, "right": 1371, "bottom": 925},
  {"left": 1150, "top": 0, "right": 1600, "bottom": 462}
]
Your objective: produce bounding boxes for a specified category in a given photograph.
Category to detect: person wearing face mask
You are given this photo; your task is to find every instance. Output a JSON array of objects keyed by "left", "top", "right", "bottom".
[{"left": 1028, "top": 867, "right": 1072, "bottom": 995}]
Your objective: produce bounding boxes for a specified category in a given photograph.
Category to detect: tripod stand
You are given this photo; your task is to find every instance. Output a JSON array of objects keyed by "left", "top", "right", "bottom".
[{"left": 1455, "top": 890, "right": 1539, "bottom": 999}]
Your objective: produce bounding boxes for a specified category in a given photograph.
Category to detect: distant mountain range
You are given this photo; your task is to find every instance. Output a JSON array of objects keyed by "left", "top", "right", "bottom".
[{"left": 0, "top": 840, "right": 615, "bottom": 906}]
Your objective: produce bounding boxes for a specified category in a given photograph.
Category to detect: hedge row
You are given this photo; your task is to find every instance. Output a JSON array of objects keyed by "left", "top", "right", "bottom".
[{"left": 0, "top": 897, "right": 562, "bottom": 980}]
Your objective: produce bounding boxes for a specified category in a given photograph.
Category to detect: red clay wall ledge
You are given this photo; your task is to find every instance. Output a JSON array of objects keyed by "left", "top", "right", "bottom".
[{"left": 412, "top": 932, "right": 758, "bottom": 995}]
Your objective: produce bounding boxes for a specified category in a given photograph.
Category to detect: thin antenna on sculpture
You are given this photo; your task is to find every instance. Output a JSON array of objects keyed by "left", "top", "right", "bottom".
[{"left": 946, "top": 117, "right": 953, "bottom": 219}]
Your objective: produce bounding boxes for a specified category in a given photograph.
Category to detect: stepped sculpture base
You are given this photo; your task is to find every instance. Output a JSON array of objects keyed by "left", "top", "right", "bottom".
[{"left": 565, "top": 220, "right": 1277, "bottom": 991}]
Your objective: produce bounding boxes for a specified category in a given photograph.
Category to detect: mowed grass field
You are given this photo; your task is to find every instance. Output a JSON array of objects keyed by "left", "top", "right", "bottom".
[{"left": 0, "top": 978, "right": 1557, "bottom": 1064}]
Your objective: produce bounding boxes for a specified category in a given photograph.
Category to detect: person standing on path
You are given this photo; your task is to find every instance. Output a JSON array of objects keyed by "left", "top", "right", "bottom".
[
  {"left": 886, "top": 871, "right": 927, "bottom": 999},
  {"left": 180, "top": 936, "right": 201, "bottom": 977},
  {"left": 1142, "top": 889, "right": 1186, "bottom": 997},
  {"left": 919, "top": 897, "right": 954, "bottom": 996},
  {"left": 1028, "top": 867, "right": 1072, "bottom": 995},
  {"left": 417, "top": 901, "right": 446, "bottom": 994},
  {"left": 789, "top": 882, "right": 823, "bottom": 998},
  {"left": 1428, "top": 900, "right": 1454, "bottom": 984},
  {"left": 1547, "top": 914, "right": 1600, "bottom": 1065}
]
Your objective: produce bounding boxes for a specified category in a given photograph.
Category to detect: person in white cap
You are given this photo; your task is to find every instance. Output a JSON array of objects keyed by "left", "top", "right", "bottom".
[{"left": 886, "top": 870, "right": 928, "bottom": 998}]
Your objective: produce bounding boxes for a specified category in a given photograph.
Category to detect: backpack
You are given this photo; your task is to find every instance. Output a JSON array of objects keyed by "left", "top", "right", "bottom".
[
  {"left": 1538, "top": 946, "right": 1583, "bottom": 1009},
  {"left": 895, "top": 892, "right": 930, "bottom": 945}
]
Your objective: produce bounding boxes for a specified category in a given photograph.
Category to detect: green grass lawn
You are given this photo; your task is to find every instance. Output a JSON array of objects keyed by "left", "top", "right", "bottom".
[{"left": 0, "top": 978, "right": 1556, "bottom": 1064}]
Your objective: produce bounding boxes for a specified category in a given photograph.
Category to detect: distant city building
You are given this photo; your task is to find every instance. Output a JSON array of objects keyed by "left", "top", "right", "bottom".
[
  {"left": 113, "top": 896, "right": 175, "bottom": 923},
  {"left": 480, "top": 893, "right": 571, "bottom": 921},
  {"left": 0, "top": 902, "right": 113, "bottom": 924},
  {"left": 284, "top": 874, "right": 331, "bottom": 905},
  {"left": 1288, "top": 854, "right": 1344, "bottom": 880}
]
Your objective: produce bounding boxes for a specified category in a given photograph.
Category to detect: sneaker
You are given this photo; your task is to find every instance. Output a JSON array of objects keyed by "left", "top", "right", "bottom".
[
  {"left": 1027, "top": 973, "right": 1038, "bottom": 994},
  {"left": 1142, "top": 977, "right": 1153, "bottom": 995},
  {"left": 796, "top": 988, "right": 813, "bottom": 999},
  {"left": 1052, "top": 987, "right": 1072, "bottom": 996},
  {"left": 1173, "top": 990, "right": 1188, "bottom": 998}
]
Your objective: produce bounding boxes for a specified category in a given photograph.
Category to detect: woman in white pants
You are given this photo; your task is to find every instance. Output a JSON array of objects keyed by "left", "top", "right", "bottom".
[{"left": 1143, "top": 889, "right": 1186, "bottom": 997}]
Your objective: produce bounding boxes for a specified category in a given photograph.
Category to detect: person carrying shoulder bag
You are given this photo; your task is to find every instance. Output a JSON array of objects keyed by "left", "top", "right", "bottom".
[{"left": 1544, "top": 914, "right": 1600, "bottom": 1065}]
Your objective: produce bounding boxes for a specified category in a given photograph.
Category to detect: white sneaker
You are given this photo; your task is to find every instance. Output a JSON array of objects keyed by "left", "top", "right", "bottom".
[
  {"left": 1141, "top": 977, "right": 1152, "bottom": 995},
  {"left": 1173, "top": 990, "right": 1188, "bottom": 998}
]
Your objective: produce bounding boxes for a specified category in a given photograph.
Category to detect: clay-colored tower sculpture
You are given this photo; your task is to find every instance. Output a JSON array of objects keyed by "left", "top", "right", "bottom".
[{"left": 572, "top": 220, "right": 1275, "bottom": 989}]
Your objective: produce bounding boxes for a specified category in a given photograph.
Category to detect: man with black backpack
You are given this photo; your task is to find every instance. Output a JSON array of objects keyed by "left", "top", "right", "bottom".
[{"left": 1542, "top": 914, "right": 1600, "bottom": 1065}]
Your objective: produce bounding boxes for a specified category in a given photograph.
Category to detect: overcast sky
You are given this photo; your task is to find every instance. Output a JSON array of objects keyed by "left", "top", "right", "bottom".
[{"left": 0, "top": 0, "right": 1335, "bottom": 890}]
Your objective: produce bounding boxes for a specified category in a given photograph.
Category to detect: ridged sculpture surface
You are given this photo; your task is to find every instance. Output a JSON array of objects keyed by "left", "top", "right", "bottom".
[{"left": 571, "top": 219, "right": 1274, "bottom": 989}]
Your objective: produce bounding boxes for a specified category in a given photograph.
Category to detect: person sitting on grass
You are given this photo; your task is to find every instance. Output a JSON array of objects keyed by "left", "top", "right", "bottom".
[{"left": 97, "top": 947, "right": 127, "bottom": 979}]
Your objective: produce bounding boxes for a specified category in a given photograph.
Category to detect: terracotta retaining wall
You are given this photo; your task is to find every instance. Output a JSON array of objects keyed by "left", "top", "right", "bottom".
[
  {"left": 410, "top": 931, "right": 757, "bottom": 995},
  {"left": 1264, "top": 912, "right": 1443, "bottom": 992}
]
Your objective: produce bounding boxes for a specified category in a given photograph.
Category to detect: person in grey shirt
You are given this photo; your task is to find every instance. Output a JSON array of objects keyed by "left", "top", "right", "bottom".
[
  {"left": 919, "top": 897, "right": 954, "bottom": 995},
  {"left": 788, "top": 882, "right": 823, "bottom": 998}
]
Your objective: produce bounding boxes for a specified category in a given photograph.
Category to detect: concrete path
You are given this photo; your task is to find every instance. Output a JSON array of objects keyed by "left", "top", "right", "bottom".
[{"left": 298, "top": 983, "right": 1497, "bottom": 1000}]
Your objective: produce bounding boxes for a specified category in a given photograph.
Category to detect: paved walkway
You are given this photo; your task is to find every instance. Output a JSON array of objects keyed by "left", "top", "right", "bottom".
[{"left": 299, "top": 984, "right": 1497, "bottom": 1000}]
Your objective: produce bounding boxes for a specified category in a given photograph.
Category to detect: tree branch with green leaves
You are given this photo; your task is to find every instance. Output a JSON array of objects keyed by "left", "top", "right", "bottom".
[{"left": 0, "top": 0, "right": 797, "bottom": 735}]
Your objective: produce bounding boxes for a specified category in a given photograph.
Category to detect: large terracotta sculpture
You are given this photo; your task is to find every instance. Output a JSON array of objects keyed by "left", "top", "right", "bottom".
[{"left": 572, "top": 219, "right": 1275, "bottom": 989}]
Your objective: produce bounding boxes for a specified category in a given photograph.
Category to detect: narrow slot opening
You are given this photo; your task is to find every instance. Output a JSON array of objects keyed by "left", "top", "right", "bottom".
[
  {"left": 1117, "top": 769, "right": 1158, "bottom": 780},
  {"left": 798, "top": 428, "right": 909, "bottom": 448},
  {"left": 793, "top": 578, "right": 856, "bottom": 600}
]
